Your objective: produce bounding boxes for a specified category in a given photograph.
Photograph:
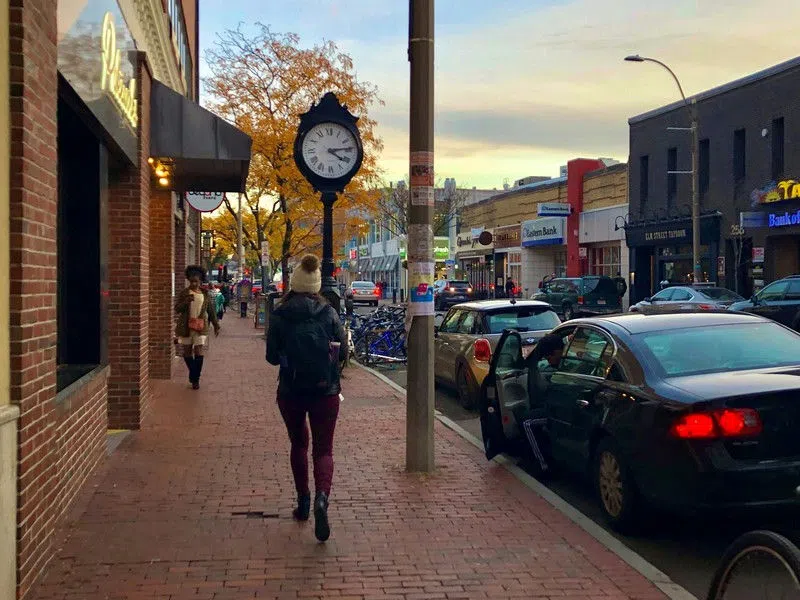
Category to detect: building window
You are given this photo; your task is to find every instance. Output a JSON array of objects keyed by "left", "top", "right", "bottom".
[
  {"left": 639, "top": 155, "right": 649, "bottom": 208},
  {"left": 667, "top": 147, "right": 677, "bottom": 207},
  {"left": 590, "top": 245, "right": 621, "bottom": 277},
  {"left": 167, "top": 0, "right": 193, "bottom": 97},
  {"left": 554, "top": 251, "right": 567, "bottom": 278},
  {"left": 733, "top": 128, "right": 746, "bottom": 182},
  {"left": 772, "top": 117, "right": 785, "bottom": 181},
  {"left": 57, "top": 96, "right": 106, "bottom": 391},
  {"left": 699, "top": 138, "right": 710, "bottom": 198}
]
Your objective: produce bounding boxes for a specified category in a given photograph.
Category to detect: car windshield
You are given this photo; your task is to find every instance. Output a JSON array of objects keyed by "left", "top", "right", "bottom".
[
  {"left": 697, "top": 287, "right": 743, "bottom": 301},
  {"left": 637, "top": 323, "right": 800, "bottom": 377},
  {"left": 448, "top": 281, "right": 471, "bottom": 289},
  {"left": 583, "top": 277, "right": 617, "bottom": 295},
  {"left": 485, "top": 307, "right": 560, "bottom": 334}
]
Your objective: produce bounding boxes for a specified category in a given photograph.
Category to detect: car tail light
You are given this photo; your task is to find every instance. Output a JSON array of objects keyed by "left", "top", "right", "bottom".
[
  {"left": 373, "top": 288, "right": 380, "bottom": 296},
  {"left": 474, "top": 339, "right": 492, "bottom": 363},
  {"left": 671, "top": 408, "right": 762, "bottom": 439},
  {"left": 577, "top": 296, "right": 584, "bottom": 305},
  {"left": 696, "top": 304, "right": 714, "bottom": 310}
]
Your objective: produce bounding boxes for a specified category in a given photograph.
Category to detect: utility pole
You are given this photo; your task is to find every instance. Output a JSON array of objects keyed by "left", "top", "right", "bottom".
[
  {"left": 690, "top": 99, "right": 702, "bottom": 284},
  {"left": 406, "top": 0, "right": 435, "bottom": 472},
  {"left": 237, "top": 192, "right": 243, "bottom": 281}
]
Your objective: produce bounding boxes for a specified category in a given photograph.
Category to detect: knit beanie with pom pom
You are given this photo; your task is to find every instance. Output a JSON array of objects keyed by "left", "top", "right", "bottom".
[{"left": 289, "top": 254, "right": 322, "bottom": 294}]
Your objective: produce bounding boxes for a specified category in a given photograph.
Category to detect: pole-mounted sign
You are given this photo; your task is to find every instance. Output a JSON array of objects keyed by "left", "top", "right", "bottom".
[{"left": 293, "top": 92, "right": 364, "bottom": 311}]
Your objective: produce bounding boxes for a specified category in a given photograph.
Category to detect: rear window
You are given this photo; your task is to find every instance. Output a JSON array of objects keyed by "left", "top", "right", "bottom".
[
  {"left": 583, "top": 278, "right": 618, "bottom": 295},
  {"left": 637, "top": 322, "right": 800, "bottom": 377},
  {"left": 697, "top": 288, "right": 743, "bottom": 301},
  {"left": 485, "top": 307, "right": 561, "bottom": 334},
  {"left": 352, "top": 282, "right": 374, "bottom": 288}
]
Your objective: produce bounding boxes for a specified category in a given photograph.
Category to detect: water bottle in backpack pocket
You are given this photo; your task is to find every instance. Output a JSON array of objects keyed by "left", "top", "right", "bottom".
[{"left": 283, "top": 316, "right": 335, "bottom": 393}]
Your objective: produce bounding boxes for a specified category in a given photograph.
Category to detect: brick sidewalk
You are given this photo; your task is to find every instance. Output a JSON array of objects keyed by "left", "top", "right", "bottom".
[{"left": 29, "top": 314, "right": 666, "bottom": 600}]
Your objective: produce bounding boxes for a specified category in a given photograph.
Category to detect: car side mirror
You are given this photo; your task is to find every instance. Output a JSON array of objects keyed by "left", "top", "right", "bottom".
[
  {"left": 643, "top": 297, "right": 652, "bottom": 303},
  {"left": 751, "top": 294, "right": 759, "bottom": 305}
]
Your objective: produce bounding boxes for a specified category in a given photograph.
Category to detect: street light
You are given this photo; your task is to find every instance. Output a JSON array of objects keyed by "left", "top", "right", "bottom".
[{"left": 625, "top": 55, "right": 702, "bottom": 284}]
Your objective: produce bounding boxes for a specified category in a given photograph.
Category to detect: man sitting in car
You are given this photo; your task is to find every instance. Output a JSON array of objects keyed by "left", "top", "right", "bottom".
[{"left": 530, "top": 334, "right": 565, "bottom": 394}]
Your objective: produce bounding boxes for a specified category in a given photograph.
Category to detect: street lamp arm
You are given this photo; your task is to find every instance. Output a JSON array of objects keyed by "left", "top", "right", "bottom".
[{"left": 639, "top": 57, "right": 688, "bottom": 105}]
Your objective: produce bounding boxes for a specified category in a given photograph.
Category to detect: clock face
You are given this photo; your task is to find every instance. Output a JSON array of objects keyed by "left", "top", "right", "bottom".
[{"left": 301, "top": 122, "right": 359, "bottom": 179}]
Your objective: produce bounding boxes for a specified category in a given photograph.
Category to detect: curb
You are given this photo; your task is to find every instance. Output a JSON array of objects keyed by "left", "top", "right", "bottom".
[{"left": 354, "top": 360, "right": 698, "bottom": 600}]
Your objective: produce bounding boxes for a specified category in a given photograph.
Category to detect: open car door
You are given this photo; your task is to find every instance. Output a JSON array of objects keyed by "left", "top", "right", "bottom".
[{"left": 478, "top": 330, "right": 528, "bottom": 460}]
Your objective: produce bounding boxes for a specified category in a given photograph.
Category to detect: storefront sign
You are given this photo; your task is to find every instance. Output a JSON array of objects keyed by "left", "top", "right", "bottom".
[
  {"left": 456, "top": 230, "right": 494, "bottom": 253},
  {"left": 100, "top": 12, "right": 138, "bottom": 129},
  {"left": 349, "top": 248, "right": 357, "bottom": 260},
  {"left": 493, "top": 225, "right": 521, "bottom": 249},
  {"left": 358, "top": 246, "right": 369, "bottom": 257},
  {"left": 537, "top": 202, "right": 572, "bottom": 217},
  {"left": 753, "top": 179, "right": 800, "bottom": 205},
  {"left": 521, "top": 217, "right": 565, "bottom": 247},
  {"left": 753, "top": 247, "right": 765, "bottom": 263},
  {"left": 739, "top": 212, "right": 767, "bottom": 229},
  {"left": 434, "top": 237, "right": 450, "bottom": 261},
  {"left": 626, "top": 217, "right": 720, "bottom": 248},
  {"left": 768, "top": 210, "right": 800, "bottom": 228},
  {"left": 186, "top": 191, "right": 224, "bottom": 212},
  {"left": 58, "top": 0, "right": 139, "bottom": 163}
]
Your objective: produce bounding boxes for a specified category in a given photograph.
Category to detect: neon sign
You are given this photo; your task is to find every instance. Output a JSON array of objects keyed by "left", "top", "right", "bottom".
[{"left": 101, "top": 12, "right": 138, "bottom": 129}]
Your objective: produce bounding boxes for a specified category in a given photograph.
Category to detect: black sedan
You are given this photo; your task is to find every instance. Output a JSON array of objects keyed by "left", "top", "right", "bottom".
[{"left": 479, "top": 311, "right": 800, "bottom": 532}]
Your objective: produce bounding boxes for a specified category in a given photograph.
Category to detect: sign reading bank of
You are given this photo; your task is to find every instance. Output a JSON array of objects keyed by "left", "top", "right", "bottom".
[{"left": 521, "top": 217, "right": 565, "bottom": 247}]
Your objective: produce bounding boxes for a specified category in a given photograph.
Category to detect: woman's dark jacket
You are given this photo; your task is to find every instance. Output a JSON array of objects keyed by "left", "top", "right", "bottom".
[
  {"left": 175, "top": 288, "right": 219, "bottom": 337},
  {"left": 266, "top": 293, "right": 347, "bottom": 396}
]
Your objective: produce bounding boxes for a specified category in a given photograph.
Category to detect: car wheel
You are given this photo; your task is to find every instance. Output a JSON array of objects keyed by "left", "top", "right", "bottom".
[
  {"left": 563, "top": 304, "right": 574, "bottom": 320},
  {"left": 456, "top": 364, "right": 477, "bottom": 410},
  {"left": 594, "top": 437, "right": 642, "bottom": 533}
]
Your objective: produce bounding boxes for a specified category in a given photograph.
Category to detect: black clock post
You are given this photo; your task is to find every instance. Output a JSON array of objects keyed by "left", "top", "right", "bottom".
[{"left": 293, "top": 92, "right": 364, "bottom": 314}]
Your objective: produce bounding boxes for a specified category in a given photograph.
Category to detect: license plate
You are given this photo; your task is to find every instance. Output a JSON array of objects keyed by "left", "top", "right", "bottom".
[{"left": 597, "top": 299, "right": 606, "bottom": 305}]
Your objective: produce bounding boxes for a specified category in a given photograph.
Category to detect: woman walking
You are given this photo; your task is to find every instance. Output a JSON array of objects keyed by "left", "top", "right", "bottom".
[
  {"left": 175, "top": 265, "right": 220, "bottom": 390},
  {"left": 266, "top": 255, "right": 346, "bottom": 542}
]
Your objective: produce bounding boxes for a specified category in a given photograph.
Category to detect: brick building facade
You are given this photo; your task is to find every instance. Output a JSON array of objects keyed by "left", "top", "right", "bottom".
[{"left": 3, "top": 0, "right": 251, "bottom": 597}]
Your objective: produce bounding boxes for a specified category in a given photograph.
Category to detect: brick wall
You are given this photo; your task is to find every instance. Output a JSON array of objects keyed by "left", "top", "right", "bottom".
[
  {"left": 149, "top": 190, "right": 174, "bottom": 379},
  {"left": 461, "top": 182, "right": 568, "bottom": 230},
  {"left": 9, "top": 0, "right": 60, "bottom": 596},
  {"left": 107, "top": 57, "right": 152, "bottom": 430},
  {"left": 583, "top": 165, "right": 628, "bottom": 211}
]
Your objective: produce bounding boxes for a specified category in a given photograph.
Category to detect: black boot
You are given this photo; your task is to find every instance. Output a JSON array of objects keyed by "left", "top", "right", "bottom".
[
  {"left": 293, "top": 494, "right": 311, "bottom": 521},
  {"left": 192, "top": 356, "right": 204, "bottom": 389},
  {"left": 184, "top": 357, "right": 195, "bottom": 385},
  {"left": 314, "top": 492, "right": 330, "bottom": 542}
]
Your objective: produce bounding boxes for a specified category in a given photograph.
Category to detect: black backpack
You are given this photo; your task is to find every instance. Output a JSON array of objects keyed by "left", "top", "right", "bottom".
[{"left": 283, "top": 312, "right": 335, "bottom": 394}]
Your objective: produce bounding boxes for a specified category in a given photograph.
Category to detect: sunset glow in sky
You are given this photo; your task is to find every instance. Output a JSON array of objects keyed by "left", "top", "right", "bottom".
[{"left": 199, "top": 0, "right": 800, "bottom": 189}]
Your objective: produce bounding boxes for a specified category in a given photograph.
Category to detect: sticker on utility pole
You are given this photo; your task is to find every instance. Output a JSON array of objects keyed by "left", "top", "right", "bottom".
[
  {"left": 410, "top": 151, "right": 434, "bottom": 187},
  {"left": 407, "top": 223, "right": 433, "bottom": 261},
  {"left": 408, "top": 263, "right": 435, "bottom": 316},
  {"left": 410, "top": 187, "right": 434, "bottom": 207}
]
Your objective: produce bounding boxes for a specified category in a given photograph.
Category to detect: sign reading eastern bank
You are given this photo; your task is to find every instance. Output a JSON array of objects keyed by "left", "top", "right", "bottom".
[
  {"left": 58, "top": 0, "right": 139, "bottom": 163},
  {"left": 537, "top": 202, "right": 572, "bottom": 217},
  {"left": 521, "top": 217, "right": 565, "bottom": 247}
]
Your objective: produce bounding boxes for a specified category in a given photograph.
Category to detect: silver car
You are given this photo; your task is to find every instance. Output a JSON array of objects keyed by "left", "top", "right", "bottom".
[
  {"left": 630, "top": 285, "right": 744, "bottom": 314},
  {"left": 433, "top": 300, "right": 560, "bottom": 409}
]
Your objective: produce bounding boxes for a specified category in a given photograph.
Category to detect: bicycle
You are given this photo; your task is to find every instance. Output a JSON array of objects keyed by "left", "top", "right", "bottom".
[{"left": 706, "top": 530, "right": 800, "bottom": 599}]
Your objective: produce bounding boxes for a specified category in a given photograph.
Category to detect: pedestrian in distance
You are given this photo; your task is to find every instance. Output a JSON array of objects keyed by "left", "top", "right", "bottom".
[
  {"left": 175, "top": 265, "right": 220, "bottom": 390},
  {"left": 266, "top": 254, "right": 347, "bottom": 542},
  {"left": 214, "top": 286, "right": 225, "bottom": 321},
  {"left": 505, "top": 278, "right": 516, "bottom": 299}
]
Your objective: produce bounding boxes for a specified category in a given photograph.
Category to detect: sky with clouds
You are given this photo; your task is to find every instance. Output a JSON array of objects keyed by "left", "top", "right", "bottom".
[{"left": 198, "top": 0, "right": 800, "bottom": 189}]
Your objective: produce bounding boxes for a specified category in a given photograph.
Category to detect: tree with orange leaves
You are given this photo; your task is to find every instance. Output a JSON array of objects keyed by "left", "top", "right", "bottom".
[{"left": 203, "top": 25, "right": 384, "bottom": 289}]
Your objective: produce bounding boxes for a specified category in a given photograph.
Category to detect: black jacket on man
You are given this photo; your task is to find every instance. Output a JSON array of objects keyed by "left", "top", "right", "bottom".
[{"left": 266, "top": 293, "right": 347, "bottom": 397}]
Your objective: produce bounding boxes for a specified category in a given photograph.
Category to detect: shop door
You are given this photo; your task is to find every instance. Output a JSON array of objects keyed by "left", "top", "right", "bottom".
[
  {"left": 771, "top": 236, "right": 800, "bottom": 280},
  {"left": 495, "top": 254, "right": 507, "bottom": 296}
]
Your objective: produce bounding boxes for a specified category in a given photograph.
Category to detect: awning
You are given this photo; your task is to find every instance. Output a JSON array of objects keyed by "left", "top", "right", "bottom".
[
  {"left": 359, "top": 258, "right": 373, "bottom": 272},
  {"left": 150, "top": 80, "right": 252, "bottom": 192},
  {"left": 385, "top": 255, "right": 399, "bottom": 271}
]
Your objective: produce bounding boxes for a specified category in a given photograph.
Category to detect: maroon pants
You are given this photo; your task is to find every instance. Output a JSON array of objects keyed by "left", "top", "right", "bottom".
[{"left": 277, "top": 394, "right": 340, "bottom": 496}]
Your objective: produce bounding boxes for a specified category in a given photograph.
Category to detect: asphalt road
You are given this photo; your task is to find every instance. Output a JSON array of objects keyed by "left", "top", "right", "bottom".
[{"left": 372, "top": 359, "right": 800, "bottom": 600}]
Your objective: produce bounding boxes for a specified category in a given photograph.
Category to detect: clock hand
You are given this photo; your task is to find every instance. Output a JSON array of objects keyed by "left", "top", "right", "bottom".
[{"left": 328, "top": 146, "right": 355, "bottom": 152}]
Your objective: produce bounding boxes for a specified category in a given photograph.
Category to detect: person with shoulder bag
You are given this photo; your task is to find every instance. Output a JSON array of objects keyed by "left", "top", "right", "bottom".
[
  {"left": 266, "top": 254, "right": 346, "bottom": 542},
  {"left": 175, "top": 265, "right": 220, "bottom": 390}
]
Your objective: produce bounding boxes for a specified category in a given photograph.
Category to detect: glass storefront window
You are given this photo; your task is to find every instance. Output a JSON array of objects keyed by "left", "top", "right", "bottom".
[
  {"left": 590, "top": 245, "right": 621, "bottom": 277},
  {"left": 554, "top": 251, "right": 567, "bottom": 278}
]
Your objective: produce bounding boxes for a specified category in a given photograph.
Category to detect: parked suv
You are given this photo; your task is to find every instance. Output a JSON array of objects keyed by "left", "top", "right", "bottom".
[
  {"left": 433, "top": 279, "right": 474, "bottom": 311},
  {"left": 531, "top": 275, "right": 621, "bottom": 320},
  {"left": 728, "top": 275, "right": 800, "bottom": 330}
]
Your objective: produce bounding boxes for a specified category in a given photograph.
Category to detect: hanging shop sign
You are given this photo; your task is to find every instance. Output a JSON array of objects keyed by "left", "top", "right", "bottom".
[
  {"left": 349, "top": 248, "right": 357, "bottom": 260},
  {"left": 186, "top": 191, "right": 225, "bottom": 212},
  {"left": 434, "top": 237, "right": 450, "bottom": 261},
  {"left": 57, "top": 0, "right": 139, "bottom": 163},
  {"left": 358, "top": 246, "right": 369, "bottom": 257},
  {"left": 537, "top": 202, "right": 572, "bottom": 217},
  {"left": 521, "top": 217, "right": 565, "bottom": 247},
  {"left": 456, "top": 230, "right": 494, "bottom": 253}
]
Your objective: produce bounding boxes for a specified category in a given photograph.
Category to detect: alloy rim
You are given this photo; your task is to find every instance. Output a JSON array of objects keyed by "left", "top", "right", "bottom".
[{"left": 598, "top": 451, "right": 624, "bottom": 517}]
